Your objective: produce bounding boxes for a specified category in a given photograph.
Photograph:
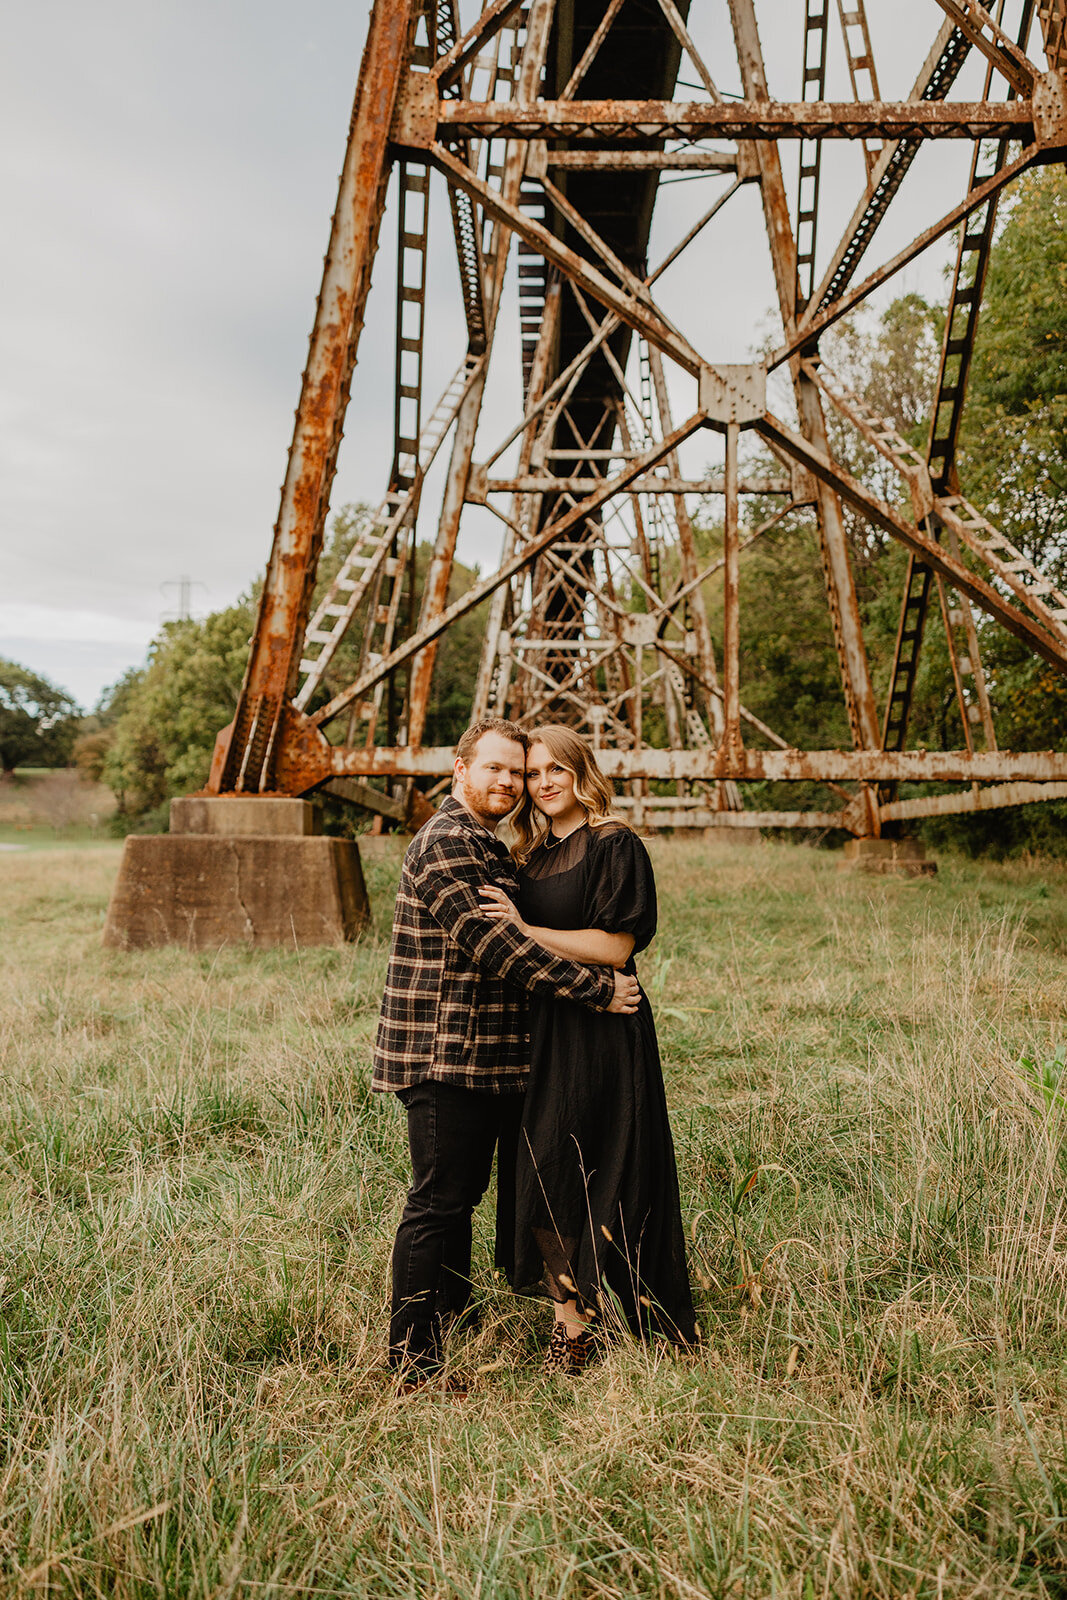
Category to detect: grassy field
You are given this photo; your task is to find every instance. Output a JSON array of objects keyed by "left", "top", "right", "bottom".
[
  {"left": 1, "top": 836, "right": 1067, "bottom": 1597},
  {"left": 0, "top": 770, "right": 116, "bottom": 851}
]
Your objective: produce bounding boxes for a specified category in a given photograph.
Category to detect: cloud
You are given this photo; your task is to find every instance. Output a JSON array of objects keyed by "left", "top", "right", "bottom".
[
  {"left": 2, "top": 0, "right": 1004, "bottom": 722},
  {"left": 0, "top": 605, "right": 156, "bottom": 647}
]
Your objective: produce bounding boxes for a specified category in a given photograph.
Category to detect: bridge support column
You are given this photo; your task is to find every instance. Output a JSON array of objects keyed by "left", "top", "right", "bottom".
[
  {"left": 103, "top": 798, "right": 370, "bottom": 949},
  {"left": 842, "top": 838, "right": 937, "bottom": 878}
]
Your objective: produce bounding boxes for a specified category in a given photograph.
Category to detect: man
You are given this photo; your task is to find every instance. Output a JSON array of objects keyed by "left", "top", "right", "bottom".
[{"left": 373, "top": 716, "right": 640, "bottom": 1384}]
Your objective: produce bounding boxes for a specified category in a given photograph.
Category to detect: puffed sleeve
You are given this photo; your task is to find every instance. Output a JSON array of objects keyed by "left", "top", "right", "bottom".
[{"left": 585, "top": 826, "right": 657, "bottom": 953}]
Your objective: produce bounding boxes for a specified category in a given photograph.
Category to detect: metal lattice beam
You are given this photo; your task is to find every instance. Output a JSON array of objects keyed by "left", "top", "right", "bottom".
[{"left": 203, "top": 0, "right": 1067, "bottom": 839}]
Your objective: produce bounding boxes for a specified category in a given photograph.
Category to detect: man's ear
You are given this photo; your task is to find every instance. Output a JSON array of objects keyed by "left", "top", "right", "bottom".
[{"left": 453, "top": 757, "right": 465, "bottom": 786}]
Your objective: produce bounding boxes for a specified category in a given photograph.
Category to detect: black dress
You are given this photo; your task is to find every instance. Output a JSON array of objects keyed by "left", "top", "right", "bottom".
[{"left": 503, "top": 823, "right": 696, "bottom": 1344}]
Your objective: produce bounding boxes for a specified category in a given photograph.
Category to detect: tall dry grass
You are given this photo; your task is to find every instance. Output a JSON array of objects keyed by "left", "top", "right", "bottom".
[
  {"left": 0, "top": 837, "right": 1066, "bottom": 1596},
  {"left": 0, "top": 771, "right": 115, "bottom": 840}
]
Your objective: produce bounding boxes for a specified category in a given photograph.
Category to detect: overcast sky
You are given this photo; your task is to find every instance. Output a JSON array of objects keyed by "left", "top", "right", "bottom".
[{"left": 1, "top": 1, "right": 1021, "bottom": 710}]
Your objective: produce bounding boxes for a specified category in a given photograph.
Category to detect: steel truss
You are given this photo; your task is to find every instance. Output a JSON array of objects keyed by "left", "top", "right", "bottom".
[{"left": 207, "top": 0, "right": 1067, "bottom": 835}]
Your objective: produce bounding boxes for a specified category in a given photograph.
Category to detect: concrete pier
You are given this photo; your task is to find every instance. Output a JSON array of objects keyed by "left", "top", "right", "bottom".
[
  {"left": 842, "top": 837, "right": 937, "bottom": 878},
  {"left": 102, "top": 797, "right": 371, "bottom": 949}
]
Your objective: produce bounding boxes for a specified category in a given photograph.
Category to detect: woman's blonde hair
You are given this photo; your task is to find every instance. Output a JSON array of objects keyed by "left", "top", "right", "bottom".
[{"left": 511, "top": 723, "right": 632, "bottom": 862}]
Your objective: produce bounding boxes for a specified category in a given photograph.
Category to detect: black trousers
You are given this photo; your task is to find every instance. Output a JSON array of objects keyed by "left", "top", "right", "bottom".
[{"left": 389, "top": 1080, "right": 523, "bottom": 1373}]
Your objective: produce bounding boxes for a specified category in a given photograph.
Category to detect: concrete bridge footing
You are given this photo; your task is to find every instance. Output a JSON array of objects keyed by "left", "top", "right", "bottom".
[{"left": 102, "top": 797, "right": 371, "bottom": 949}]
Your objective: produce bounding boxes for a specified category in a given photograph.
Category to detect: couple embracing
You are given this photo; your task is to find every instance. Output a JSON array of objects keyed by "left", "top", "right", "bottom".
[{"left": 372, "top": 717, "right": 695, "bottom": 1388}]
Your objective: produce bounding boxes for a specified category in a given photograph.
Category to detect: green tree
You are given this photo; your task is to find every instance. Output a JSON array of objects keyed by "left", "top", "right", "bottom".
[
  {"left": 700, "top": 509, "right": 852, "bottom": 752},
  {"left": 831, "top": 291, "right": 943, "bottom": 441},
  {"left": 959, "top": 167, "right": 1067, "bottom": 575},
  {"left": 98, "top": 502, "right": 493, "bottom": 826},
  {"left": 955, "top": 166, "right": 1067, "bottom": 757},
  {"left": 100, "top": 604, "right": 254, "bottom": 826},
  {"left": 0, "top": 659, "right": 80, "bottom": 778}
]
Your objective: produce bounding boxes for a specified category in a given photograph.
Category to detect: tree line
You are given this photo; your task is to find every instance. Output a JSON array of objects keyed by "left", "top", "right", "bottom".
[
  {"left": 7, "top": 168, "right": 1064, "bottom": 853},
  {"left": 69, "top": 514, "right": 490, "bottom": 833}
]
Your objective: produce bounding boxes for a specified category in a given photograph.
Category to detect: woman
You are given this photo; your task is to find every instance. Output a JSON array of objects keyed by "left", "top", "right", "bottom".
[{"left": 481, "top": 724, "right": 695, "bottom": 1373}]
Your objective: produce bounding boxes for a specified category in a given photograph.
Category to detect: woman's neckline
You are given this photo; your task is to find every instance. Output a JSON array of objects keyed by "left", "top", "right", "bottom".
[{"left": 544, "top": 817, "right": 587, "bottom": 848}]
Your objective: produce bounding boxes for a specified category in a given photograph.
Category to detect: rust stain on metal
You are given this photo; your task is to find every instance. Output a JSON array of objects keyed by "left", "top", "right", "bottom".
[
  {"left": 428, "top": 97, "right": 1033, "bottom": 142},
  {"left": 323, "top": 744, "right": 1067, "bottom": 785}
]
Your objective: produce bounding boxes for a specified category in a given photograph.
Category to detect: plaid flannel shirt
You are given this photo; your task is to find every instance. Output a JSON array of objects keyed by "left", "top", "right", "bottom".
[{"left": 372, "top": 796, "right": 616, "bottom": 1094}]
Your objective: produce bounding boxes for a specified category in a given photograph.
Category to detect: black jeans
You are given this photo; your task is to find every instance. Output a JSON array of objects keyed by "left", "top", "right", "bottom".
[{"left": 389, "top": 1080, "right": 523, "bottom": 1374}]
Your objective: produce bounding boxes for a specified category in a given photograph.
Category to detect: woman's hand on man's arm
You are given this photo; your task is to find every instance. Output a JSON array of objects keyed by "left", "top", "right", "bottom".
[{"left": 479, "top": 885, "right": 529, "bottom": 935}]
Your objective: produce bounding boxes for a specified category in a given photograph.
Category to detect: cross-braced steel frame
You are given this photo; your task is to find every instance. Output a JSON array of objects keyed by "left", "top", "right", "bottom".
[{"left": 206, "top": 0, "right": 1067, "bottom": 835}]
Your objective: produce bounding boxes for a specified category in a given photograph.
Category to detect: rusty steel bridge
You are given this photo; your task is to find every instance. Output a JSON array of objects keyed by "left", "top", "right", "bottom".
[{"left": 205, "top": 0, "right": 1067, "bottom": 837}]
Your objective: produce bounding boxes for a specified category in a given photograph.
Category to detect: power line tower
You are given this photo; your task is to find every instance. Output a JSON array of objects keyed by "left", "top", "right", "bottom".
[
  {"left": 161, "top": 576, "right": 205, "bottom": 623},
  {"left": 107, "top": 0, "right": 1067, "bottom": 942}
]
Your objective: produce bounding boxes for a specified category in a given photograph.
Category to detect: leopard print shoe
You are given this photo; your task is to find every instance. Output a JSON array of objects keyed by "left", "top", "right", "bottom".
[
  {"left": 543, "top": 1323, "right": 571, "bottom": 1372},
  {"left": 543, "top": 1322, "right": 596, "bottom": 1376}
]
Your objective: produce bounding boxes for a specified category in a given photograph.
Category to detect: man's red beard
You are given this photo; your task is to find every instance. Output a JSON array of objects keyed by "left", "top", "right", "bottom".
[{"left": 459, "top": 777, "right": 518, "bottom": 820}]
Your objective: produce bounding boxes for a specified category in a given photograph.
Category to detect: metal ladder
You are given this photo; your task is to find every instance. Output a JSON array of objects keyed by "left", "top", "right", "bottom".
[
  {"left": 928, "top": 28, "right": 1033, "bottom": 492},
  {"left": 518, "top": 178, "right": 549, "bottom": 397},
  {"left": 814, "top": 25, "right": 971, "bottom": 313},
  {"left": 836, "top": 2, "right": 883, "bottom": 183},
  {"left": 939, "top": 496, "right": 1067, "bottom": 637},
  {"left": 796, "top": 0, "right": 879, "bottom": 313},
  {"left": 294, "top": 6, "right": 524, "bottom": 722},
  {"left": 294, "top": 352, "right": 483, "bottom": 712},
  {"left": 637, "top": 342, "right": 671, "bottom": 595},
  {"left": 795, "top": 0, "right": 828, "bottom": 311},
  {"left": 879, "top": 0, "right": 1036, "bottom": 749},
  {"left": 436, "top": 0, "right": 488, "bottom": 352},
  {"left": 808, "top": 362, "right": 999, "bottom": 748},
  {"left": 393, "top": 161, "right": 430, "bottom": 495},
  {"left": 505, "top": 20, "right": 547, "bottom": 398},
  {"left": 812, "top": 360, "right": 1067, "bottom": 744}
]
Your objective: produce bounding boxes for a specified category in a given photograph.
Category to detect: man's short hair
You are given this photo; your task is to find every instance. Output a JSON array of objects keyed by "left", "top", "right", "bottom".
[{"left": 455, "top": 717, "right": 527, "bottom": 766}]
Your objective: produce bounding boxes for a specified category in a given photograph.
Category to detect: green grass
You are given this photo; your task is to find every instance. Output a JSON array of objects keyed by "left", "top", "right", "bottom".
[{"left": 2, "top": 837, "right": 1067, "bottom": 1596}]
